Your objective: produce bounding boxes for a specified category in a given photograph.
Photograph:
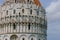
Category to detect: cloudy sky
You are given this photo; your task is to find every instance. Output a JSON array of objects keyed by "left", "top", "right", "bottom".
[
  {"left": 0, "top": 0, "right": 60, "bottom": 40},
  {"left": 40, "top": 0, "right": 60, "bottom": 40}
]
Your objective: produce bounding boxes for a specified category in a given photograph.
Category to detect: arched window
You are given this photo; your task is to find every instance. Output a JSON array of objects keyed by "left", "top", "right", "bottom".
[
  {"left": 22, "top": 38, "right": 25, "bottom": 40},
  {"left": 14, "top": 10, "right": 16, "bottom": 14},
  {"left": 5, "top": 39, "right": 7, "bottom": 40},
  {"left": 39, "top": 39, "right": 40, "bottom": 40},
  {"left": 37, "top": 10, "right": 39, "bottom": 15},
  {"left": 27, "top": 0, "right": 29, "bottom": 2},
  {"left": 19, "top": 12, "right": 20, "bottom": 15},
  {"left": 28, "top": 23, "right": 30, "bottom": 30},
  {"left": 15, "top": 0, "right": 16, "bottom": 3},
  {"left": 30, "top": 9, "right": 32, "bottom": 14},
  {"left": 22, "top": 9, "right": 24, "bottom": 13},
  {"left": 31, "top": 38, "right": 33, "bottom": 40},
  {"left": 6, "top": 10, "right": 8, "bottom": 15},
  {"left": 30, "top": 1, "right": 32, "bottom": 4},
  {"left": 13, "top": 23, "right": 16, "bottom": 29}
]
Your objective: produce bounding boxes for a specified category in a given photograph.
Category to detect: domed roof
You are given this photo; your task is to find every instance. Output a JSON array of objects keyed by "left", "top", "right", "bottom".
[{"left": 34, "top": 0, "right": 41, "bottom": 6}]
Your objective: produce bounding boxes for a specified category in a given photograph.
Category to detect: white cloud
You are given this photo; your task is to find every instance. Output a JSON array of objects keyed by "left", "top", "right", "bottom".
[{"left": 46, "top": 0, "right": 60, "bottom": 22}]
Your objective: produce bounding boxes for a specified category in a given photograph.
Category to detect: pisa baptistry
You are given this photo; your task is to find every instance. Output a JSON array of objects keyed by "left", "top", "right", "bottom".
[{"left": 0, "top": 0, "right": 47, "bottom": 40}]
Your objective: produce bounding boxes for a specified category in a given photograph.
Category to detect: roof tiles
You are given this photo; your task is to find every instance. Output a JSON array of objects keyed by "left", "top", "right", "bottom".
[{"left": 34, "top": 0, "right": 41, "bottom": 6}]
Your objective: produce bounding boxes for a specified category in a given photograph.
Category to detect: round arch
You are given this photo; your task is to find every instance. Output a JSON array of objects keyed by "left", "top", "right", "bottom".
[
  {"left": 10, "top": 35, "right": 18, "bottom": 40},
  {"left": 19, "top": 35, "right": 27, "bottom": 40},
  {"left": 28, "top": 35, "right": 36, "bottom": 40}
]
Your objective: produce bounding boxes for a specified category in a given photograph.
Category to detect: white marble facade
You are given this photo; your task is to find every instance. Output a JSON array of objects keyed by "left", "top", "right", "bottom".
[{"left": 0, "top": 0, "right": 47, "bottom": 40}]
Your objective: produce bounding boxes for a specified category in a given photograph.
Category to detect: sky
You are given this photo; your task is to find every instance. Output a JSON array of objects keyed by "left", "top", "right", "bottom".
[
  {"left": 40, "top": 0, "right": 60, "bottom": 40},
  {"left": 0, "top": 0, "right": 60, "bottom": 40}
]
